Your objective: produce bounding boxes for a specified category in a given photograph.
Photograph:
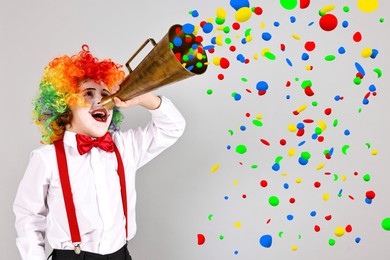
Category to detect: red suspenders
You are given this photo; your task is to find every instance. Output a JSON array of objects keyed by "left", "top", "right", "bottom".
[{"left": 53, "top": 139, "right": 128, "bottom": 254}]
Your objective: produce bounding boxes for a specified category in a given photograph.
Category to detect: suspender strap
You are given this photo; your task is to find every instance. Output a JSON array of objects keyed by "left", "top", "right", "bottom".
[
  {"left": 114, "top": 145, "right": 128, "bottom": 238},
  {"left": 53, "top": 139, "right": 81, "bottom": 245},
  {"left": 53, "top": 138, "right": 128, "bottom": 253}
]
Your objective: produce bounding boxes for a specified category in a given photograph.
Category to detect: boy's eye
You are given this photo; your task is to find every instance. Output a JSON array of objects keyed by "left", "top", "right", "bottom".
[{"left": 84, "top": 90, "right": 94, "bottom": 97}]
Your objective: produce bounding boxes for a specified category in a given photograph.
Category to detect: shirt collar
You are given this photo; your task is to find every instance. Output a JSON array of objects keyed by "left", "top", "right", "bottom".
[{"left": 63, "top": 131, "right": 78, "bottom": 150}]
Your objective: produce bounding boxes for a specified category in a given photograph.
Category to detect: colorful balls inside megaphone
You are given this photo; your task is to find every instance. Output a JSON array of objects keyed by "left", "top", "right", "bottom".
[{"left": 169, "top": 24, "right": 208, "bottom": 74}]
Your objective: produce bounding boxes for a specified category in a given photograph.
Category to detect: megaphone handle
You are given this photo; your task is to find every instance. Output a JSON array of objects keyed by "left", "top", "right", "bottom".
[{"left": 125, "top": 38, "right": 157, "bottom": 73}]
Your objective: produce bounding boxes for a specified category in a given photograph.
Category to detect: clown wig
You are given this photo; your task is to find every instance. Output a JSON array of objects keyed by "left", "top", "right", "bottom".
[{"left": 33, "top": 45, "right": 126, "bottom": 144}]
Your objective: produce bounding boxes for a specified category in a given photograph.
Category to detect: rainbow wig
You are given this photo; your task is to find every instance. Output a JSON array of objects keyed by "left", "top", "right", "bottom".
[{"left": 33, "top": 45, "right": 126, "bottom": 144}]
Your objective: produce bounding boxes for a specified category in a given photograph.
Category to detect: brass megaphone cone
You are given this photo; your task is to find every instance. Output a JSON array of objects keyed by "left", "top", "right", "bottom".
[{"left": 100, "top": 24, "right": 208, "bottom": 110}]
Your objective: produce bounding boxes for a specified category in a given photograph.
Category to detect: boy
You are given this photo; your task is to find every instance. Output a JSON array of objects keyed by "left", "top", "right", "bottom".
[{"left": 13, "top": 45, "right": 186, "bottom": 260}]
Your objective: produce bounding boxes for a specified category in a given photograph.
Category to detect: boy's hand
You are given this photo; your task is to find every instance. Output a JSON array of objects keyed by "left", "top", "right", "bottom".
[{"left": 113, "top": 92, "right": 162, "bottom": 110}]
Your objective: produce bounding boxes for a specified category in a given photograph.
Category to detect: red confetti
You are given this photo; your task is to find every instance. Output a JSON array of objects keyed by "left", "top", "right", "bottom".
[
  {"left": 174, "top": 53, "right": 181, "bottom": 61},
  {"left": 356, "top": 72, "right": 364, "bottom": 79},
  {"left": 304, "top": 86, "right": 314, "bottom": 96},
  {"left": 229, "top": 45, "right": 236, "bottom": 52},
  {"left": 304, "top": 41, "right": 316, "bottom": 51},
  {"left": 232, "top": 22, "right": 240, "bottom": 30},
  {"left": 285, "top": 80, "right": 291, "bottom": 87},
  {"left": 314, "top": 225, "right": 321, "bottom": 232},
  {"left": 319, "top": 14, "right": 338, "bottom": 32},
  {"left": 280, "top": 44, "right": 286, "bottom": 51},
  {"left": 289, "top": 198, "right": 296, "bottom": 203},
  {"left": 314, "top": 181, "right": 321, "bottom": 188},
  {"left": 217, "top": 74, "right": 224, "bottom": 80},
  {"left": 260, "top": 180, "right": 268, "bottom": 187},
  {"left": 254, "top": 6, "right": 263, "bottom": 15},
  {"left": 297, "top": 128, "right": 305, "bottom": 137},
  {"left": 242, "top": 194, "right": 247, "bottom": 198},
  {"left": 324, "top": 108, "right": 332, "bottom": 115},
  {"left": 303, "top": 119, "right": 314, "bottom": 123},
  {"left": 280, "top": 139, "right": 287, "bottom": 145},
  {"left": 260, "top": 139, "right": 270, "bottom": 146},
  {"left": 317, "top": 136, "right": 325, "bottom": 142},
  {"left": 300, "top": 0, "right": 311, "bottom": 9},
  {"left": 325, "top": 215, "right": 332, "bottom": 221},
  {"left": 345, "top": 225, "right": 353, "bottom": 233},
  {"left": 366, "top": 190, "right": 376, "bottom": 199},
  {"left": 197, "top": 234, "right": 205, "bottom": 245},
  {"left": 220, "top": 57, "right": 230, "bottom": 69},
  {"left": 195, "top": 35, "right": 203, "bottom": 43},
  {"left": 353, "top": 32, "right": 362, "bottom": 42}
]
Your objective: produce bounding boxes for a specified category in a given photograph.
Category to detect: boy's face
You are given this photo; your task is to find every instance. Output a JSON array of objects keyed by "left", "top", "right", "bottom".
[{"left": 66, "top": 80, "right": 113, "bottom": 138}]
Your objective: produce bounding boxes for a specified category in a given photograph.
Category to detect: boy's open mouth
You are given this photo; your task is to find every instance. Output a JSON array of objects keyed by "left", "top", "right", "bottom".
[{"left": 90, "top": 108, "right": 109, "bottom": 122}]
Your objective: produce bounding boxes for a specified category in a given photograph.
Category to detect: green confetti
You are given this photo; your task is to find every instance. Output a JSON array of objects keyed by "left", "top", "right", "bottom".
[
  {"left": 325, "top": 55, "right": 336, "bottom": 61},
  {"left": 236, "top": 144, "right": 247, "bottom": 154}
]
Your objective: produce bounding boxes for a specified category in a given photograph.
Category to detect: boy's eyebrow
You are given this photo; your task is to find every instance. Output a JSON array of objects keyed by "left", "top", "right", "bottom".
[{"left": 82, "top": 88, "right": 96, "bottom": 92}]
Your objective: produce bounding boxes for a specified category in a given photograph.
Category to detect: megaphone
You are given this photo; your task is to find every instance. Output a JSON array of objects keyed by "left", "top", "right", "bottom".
[{"left": 100, "top": 24, "right": 208, "bottom": 110}]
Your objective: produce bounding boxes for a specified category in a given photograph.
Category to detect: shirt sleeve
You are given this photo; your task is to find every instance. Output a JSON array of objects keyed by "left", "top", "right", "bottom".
[
  {"left": 13, "top": 149, "right": 51, "bottom": 260},
  {"left": 119, "top": 96, "right": 186, "bottom": 169}
]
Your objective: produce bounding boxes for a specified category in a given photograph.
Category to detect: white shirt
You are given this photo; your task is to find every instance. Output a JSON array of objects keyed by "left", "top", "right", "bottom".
[{"left": 13, "top": 96, "right": 185, "bottom": 260}]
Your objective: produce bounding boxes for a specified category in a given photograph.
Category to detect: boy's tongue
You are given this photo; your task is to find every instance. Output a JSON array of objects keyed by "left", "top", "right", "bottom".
[{"left": 90, "top": 108, "right": 108, "bottom": 122}]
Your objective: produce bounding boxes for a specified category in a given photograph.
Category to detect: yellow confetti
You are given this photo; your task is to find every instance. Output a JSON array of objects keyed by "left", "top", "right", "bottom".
[
  {"left": 297, "top": 104, "right": 307, "bottom": 113},
  {"left": 334, "top": 226, "right": 345, "bottom": 237},
  {"left": 256, "top": 114, "right": 263, "bottom": 120},
  {"left": 216, "top": 7, "right": 227, "bottom": 19},
  {"left": 372, "top": 149, "right": 378, "bottom": 155},
  {"left": 288, "top": 148, "right": 295, "bottom": 157},
  {"left": 234, "top": 221, "right": 241, "bottom": 228},
  {"left": 291, "top": 245, "right": 298, "bottom": 251},
  {"left": 292, "top": 34, "right": 301, "bottom": 40},
  {"left": 357, "top": 0, "right": 379, "bottom": 12},
  {"left": 212, "top": 57, "right": 221, "bottom": 66},
  {"left": 210, "top": 163, "right": 220, "bottom": 173},
  {"left": 323, "top": 193, "right": 330, "bottom": 201},
  {"left": 260, "top": 22, "right": 265, "bottom": 28},
  {"left": 320, "top": 5, "right": 336, "bottom": 13},
  {"left": 288, "top": 124, "right": 297, "bottom": 132},
  {"left": 361, "top": 47, "right": 373, "bottom": 58},
  {"left": 318, "top": 120, "right": 327, "bottom": 131},
  {"left": 216, "top": 35, "right": 223, "bottom": 46},
  {"left": 261, "top": 48, "right": 271, "bottom": 56},
  {"left": 316, "top": 163, "right": 325, "bottom": 170},
  {"left": 254, "top": 53, "right": 259, "bottom": 60},
  {"left": 233, "top": 180, "right": 239, "bottom": 185},
  {"left": 235, "top": 7, "right": 252, "bottom": 22},
  {"left": 341, "top": 175, "right": 347, "bottom": 181},
  {"left": 296, "top": 178, "right": 302, "bottom": 184}
]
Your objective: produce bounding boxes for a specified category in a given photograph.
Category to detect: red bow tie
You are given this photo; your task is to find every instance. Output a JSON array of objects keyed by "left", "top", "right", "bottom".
[{"left": 76, "top": 132, "right": 115, "bottom": 155}]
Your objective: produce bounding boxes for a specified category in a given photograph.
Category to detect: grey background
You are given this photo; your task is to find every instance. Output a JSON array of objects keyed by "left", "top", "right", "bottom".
[{"left": 1, "top": 0, "right": 390, "bottom": 259}]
